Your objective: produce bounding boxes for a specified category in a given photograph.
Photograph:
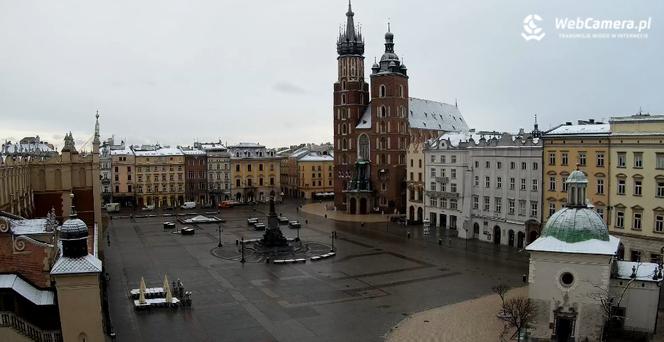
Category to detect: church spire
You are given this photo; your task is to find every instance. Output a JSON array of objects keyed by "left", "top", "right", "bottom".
[
  {"left": 93, "top": 110, "right": 100, "bottom": 146},
  {"left": 337, "top": 0, "right": 364, "bottom": 56}
]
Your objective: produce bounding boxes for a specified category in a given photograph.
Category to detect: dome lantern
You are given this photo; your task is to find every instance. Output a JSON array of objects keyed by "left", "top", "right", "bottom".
[{"left": 59, "top": 194, "right": 89, "bottom": 258}]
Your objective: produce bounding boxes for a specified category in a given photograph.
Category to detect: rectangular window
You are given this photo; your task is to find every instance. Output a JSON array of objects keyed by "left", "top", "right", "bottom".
[
  {"left": 451, "top": 155, "right": 457, "bottom": 163},
  {"left": 518, "top": 200, "right": 526, "bottom": 216},
  {"left": 655, "top": 214, "right": 664, "bottom": 233},
  {"left": 532, "top": 179, "right": 538, "bottom": 191},
  {"left": 483, "top": 196, "right": 490, "bottom": 212},
  {"left": 616, "top": 211, "right": 625, "bottom": 228},
  {"left": 474, "top": 161, "right": 479, "bottom": 168},
  {"left": 617, "top": 179, "right": 626, "bottom": 195},
  {"left": 509, "top": 199, "right": 515, "bottom": 215},
  {"left": 578, "top": 152, "right": 586, "bottom": 166},
  {"left": 430, "top": 182, "right": 437, "bottom": 191},
  {"left": 596, "top": 152, "right": 605, "bottom": 167},
  {"left": 510, "top": 162, "right": 515, "bottom": 169},
  {"left": 473, "top": 196, "right": 479, "bottom": 210},
  {"left": 633, "top": 212, "right": 642, "bottom": 230},
  {"left": 549, "top": 176, "right": 556, "bottom": 191},
  {"left": 450, "top": 199, "right": 457, "bottom": 210},
  {"left": 634, "top": 180, "right": 642, "bottom": 196},
  {"left": 562, "top": 177, "right": 568, "bottom": 192},
  {"left": 530, "top": 201, "right": 538, "bottom": 217},
  {"left": 617, "top": 152, "right": 626, "bottom": 168},
  {"left": 430, "top": 155, "right": 435, "bottom": 163},
  {"left": 548, "top": 152, "right": 556, "bottom": 165},
  {"left": 596, "top": 208, "right": 604, "bottom": 220},
  {"left": 596, "top": 178, "right": 604, "bottom": 194},
  {"left": 549, "top": 202, "right": 556, "bottom": 217},
  {"left": 497, "top": 177, "right": 502, "bottom": 189},
  {"left": 451, "top": 183, "right": 457, "bottom": 193},
  {"left": 521, "top": 162, "right": 527, "bottom": 170},
  {"left": 634, "top": 152, "right": 643, "bottom": 168},
  {"left": 657, "top": 153, "right": 664, "bottom": 169},
  {"left": 561, "top": 152, "right": 569, "bottom": 166},
  {"left": 497, "top": 161, "right": 502, "bottom": 169},
  {"left": 474, "top": 176, "right": 479, "bottom": 187},
  {"left": 485, "top": 176, "right": 490, "bottom": 188},
  {"left": 510, "top": 178, "right": 515, "bottom": 190},
  {"left": 533, "top": 162, "right": 538, "bottom": 170},
  {"left": 520, "top": 178, "right": 526, "bottom": 191},
  {"left": 451, "top": 169, "right": 456, "bottom": 179},
  {"left": 429, "top": 197, "right": 437, "bottom": 207},
  {"left": 441, "top": 198, "right": 447, "bottom": 209},
  {"left": 486, "top": 161, "right": 490, "bottom": 168},
  {"left": 657, "top": 182, "right": 664, "bottom": 198},
  {"left": 441, "top": 155, "right": 446, "bottom": 163},
  {"left": 430, "top": 168, "right": 436, "bottom": 178},
  {"left": 494, "top": 197, "right": 502, "bottom": 213}
]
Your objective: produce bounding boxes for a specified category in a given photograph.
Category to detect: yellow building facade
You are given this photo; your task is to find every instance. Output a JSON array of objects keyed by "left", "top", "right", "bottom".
[
  {"left": 229, "top": 143, "right": 281, "bottom": 202},
  {"left": 110, "top": 144, "right": 135, "bottom": 206},
  {"left": 542, "top": 122, "right": 610, "bottom": 225},
  {"left": 134, "top": 146, "right": 185, "bottom": 208},
  {"left": 296, "top": 152, "right": 334, "bottom": 200},
  {"left": 609, "top": 114, "right": 664, "bottom": 263}
]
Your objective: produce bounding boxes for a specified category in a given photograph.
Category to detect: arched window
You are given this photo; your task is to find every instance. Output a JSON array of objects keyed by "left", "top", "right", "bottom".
[
  {"left": 358, "top": 134, "right": 369, "bottom": 160},
  {"left": 342, "top": 80, "right": 346, "bottom": 90},
  {"left": 342, "top": 124, "right": 347, "bottom": 135},
  {"left": 399, "top": 85, "right": 404, "bottom": 98},
  {"left": 341, "top": 94, "right": 346, "bottom": 104},
  {"left": 380, "top": 137, "right": 387, "bottom": 150},
  {"left": 342, "top": 138, "right": 347, "bottom": 150},
  {"left": 379, "top": 85, "right": 386, "bottom": 98},
  {"left": 380, "top": 106, "right": 387, "bottom": 118}
]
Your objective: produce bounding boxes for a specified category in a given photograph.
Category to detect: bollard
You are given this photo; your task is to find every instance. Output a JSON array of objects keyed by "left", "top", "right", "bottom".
[
  {"left": 407, "top": 232, "right": 411, "bottom": 239},
  {"left": 522, "top": 274, "right": 527, "bottom": 283},
  {"left": 438, "top": 239, "right": 442, "bottom": 245}
]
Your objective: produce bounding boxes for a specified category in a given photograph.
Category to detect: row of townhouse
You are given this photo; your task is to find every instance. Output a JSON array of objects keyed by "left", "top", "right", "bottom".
[
  {"left": 410, "top": 113, "right": 664, "bottom": 261},
  {"left": 101, "top": 139, "right": 283, "bottom": 208},
  {"left": 279, "top": 143, "right": 335, "bottom": 200}
]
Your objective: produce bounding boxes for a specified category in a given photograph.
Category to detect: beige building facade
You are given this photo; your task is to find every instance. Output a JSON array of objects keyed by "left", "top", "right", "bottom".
[
  {"left": 609, "top": 114, "right": 664, "bottom": 263},
  {"left": 134, "top": 146, "right": 185, "bottom": 208},
  {"left": 110, "top": 143, "right": 135, "bottom": 206},
  {"left": 229, "top": 143, "right": 281, "bottom": 202},
  {"left": 406, "top": 141, "right": 425, "bottom": 222}
]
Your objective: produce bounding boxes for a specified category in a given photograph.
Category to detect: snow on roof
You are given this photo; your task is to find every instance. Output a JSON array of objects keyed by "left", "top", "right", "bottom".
[
  {"left": 180, "top": 149, "right": 206, "bottom": 156},
  {"left": 355, "top": 98, "right": 468, "bottom": 132},
  {"left": 229, "top": 142, "right": 264, "bottom": 148},
  {"left": 110, "top": 145, "right": 134, "bottom": 156},
  {"left": 615, "top": 261, "right": 660, "bottom": 282},
  {"left": 1, "top": 141, "right": 55, "bottom": 156},
  {"left": 10, "top": 218, "right": 49, "bottom": 234},
  {"left": 610, "top": 114, "right": 664, "bottom": 123},
  {"left": 356, "top": 106, "right": 372, "bottom": 129},
  {"left": 133, "top": 147, "right": 183, "bottom": 156},
  {"left": 50, "top": 254, "right": 102, "bottom": 275},
  {"left": 526, "top": 235, "right": 620, "bottom": 255},
  {"left": 546, "top": 123, "right": 610, "bottom": 136},
  {"left": 0, "top": 274, "right": 55, "bottom": 305},
  {"left": 408, "top": 98, "right": 468, "bottom": 132},
  {"left": 299, "top": 153, "right": 333, "bottom": 162}
]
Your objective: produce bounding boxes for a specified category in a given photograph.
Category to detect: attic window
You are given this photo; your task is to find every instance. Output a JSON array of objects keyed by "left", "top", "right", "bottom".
[
  {"left": 423, "top": 122, "right": 427, "bottom": 127},
  {"left": 410, "top": 111, "right": 413, "bottom": 116},
  {"left": 424, "top": 112, "right": 428, "bottom": 117}
]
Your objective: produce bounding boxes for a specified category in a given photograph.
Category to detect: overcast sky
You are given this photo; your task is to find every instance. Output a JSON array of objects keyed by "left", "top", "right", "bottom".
[{"left": 1, "top": 0, "right": 662, "bottom": 150}]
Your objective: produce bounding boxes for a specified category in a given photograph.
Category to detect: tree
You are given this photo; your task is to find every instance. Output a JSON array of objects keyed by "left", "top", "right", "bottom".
[{"left": 493, "top": 283, "right": 536, "bottom": 341}]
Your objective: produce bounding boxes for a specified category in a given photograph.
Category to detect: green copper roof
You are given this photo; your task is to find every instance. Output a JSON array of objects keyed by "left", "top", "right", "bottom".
[
  {"left": 566, "top": 170, "right": 588, "bottom": 184},
  {"left": 541, "top": 207, "right": 609, "bottom": 243}
]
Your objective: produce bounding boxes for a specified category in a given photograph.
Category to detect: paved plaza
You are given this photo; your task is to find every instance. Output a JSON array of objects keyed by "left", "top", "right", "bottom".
[{"left": 105, "top": 200, "right": 529, "bottom": 342}]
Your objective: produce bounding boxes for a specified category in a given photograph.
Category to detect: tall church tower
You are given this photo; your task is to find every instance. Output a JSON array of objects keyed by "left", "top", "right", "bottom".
[
  {"left": 369, "top": 25, "right": 409, "bottom": 212},
  {"left": 333, "top": 0, "right": 369, "bottom": 210}
]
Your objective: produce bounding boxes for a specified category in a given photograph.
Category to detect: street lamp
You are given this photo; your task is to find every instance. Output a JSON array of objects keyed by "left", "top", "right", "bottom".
[
  {"left": 240, "top": 236, "right": 246, "bottom": 263},
  {"left": 217, "top": 223, "right": 223, "bottom": 248}
]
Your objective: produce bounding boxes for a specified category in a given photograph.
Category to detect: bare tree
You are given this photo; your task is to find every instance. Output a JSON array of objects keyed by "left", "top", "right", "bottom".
[{"left": 493, "top": 283, "right": 536, "bottom": 341}]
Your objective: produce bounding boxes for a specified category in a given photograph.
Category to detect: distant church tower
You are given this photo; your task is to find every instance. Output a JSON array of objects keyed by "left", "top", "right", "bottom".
[{"left": 333, "top": 0, "right": 369, "bottom": 210}]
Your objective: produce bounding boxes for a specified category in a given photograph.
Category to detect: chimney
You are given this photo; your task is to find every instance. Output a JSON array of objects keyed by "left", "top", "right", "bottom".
[
  {"left": 566, "top": 122, "right": 572, "bottom": 126},
  {"left": 589, "top": 119, "right": 595, "bottom": 124}
]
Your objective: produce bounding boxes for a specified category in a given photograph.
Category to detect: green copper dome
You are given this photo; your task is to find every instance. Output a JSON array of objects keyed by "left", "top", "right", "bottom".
[{"left": 541, "top": 207, "right": 609, "bottom": 243}]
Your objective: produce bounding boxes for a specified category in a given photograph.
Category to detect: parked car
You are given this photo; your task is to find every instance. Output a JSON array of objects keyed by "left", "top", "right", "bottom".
[
  {"left": 142, "top": 204, "right": 155, "bottom": 211},
  {"left": 247, "top": 218, "right": 258, "bottom": 225},
  {"left": 254, "top": 222, "right": 266, "bottom": 230},
  {"left": 288, "top": 220, "right": 301, "bottom": 229},
  {"left": 105, "top": 203, "right": 120, "bottom": 212},
  {"left": 181, "top": 227, "right": 195, "bottom": 235},
  {"left": 218, "top": 201, "right": 232, "bottom": 209},
  {"left": 181, "top": 201, "right": 196, "bottom": 209},
  {"left": 277, "top": 216, "right": 289, "bottom": 224}
]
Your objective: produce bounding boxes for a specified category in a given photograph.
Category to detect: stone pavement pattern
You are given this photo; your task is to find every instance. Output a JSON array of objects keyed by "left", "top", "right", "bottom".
[
  {"left": 105, "top": 201, "right": 528, "bottom": 342},
  {"left": 386, "top": 287, "right": 527, "bottom": 342}
]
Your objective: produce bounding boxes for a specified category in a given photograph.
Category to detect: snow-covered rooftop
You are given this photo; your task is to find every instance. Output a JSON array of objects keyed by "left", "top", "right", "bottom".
[
  {"left": 614, "top": 261, "right": 660, "bottom": 282},
  {"left": 1, "top": 141, "right": 55, "bottom": 156},
  {"left": 229, "top": 142, "right": 264, "bottom": 148},
  {"left": 408, "top": 98, "right": 468, "bottom": 132},
  {"left": 110, "top": 145, "right": 134, "bottom": 156},
  {"left": 10, "top": 218, "right": 50, "bottom": 235},
  {"left": 0, "top": 274, "right": 55, "bottom": 305},
  {"left": 546, "top": 123, "right": 610, "bottom": 136},
  {"left": 526, "top": 235, "right": 620, "bottom": 255},
  {"left": 50, "top": 254, "right": 102, "bottom": 275},
  {"left": 299, "top": 153, "right": 333, "bottom": 162},
  {"left": 180, "top": 149, "right": 206, "bottom": 156},
  {"left": 133, "top": 147, "right": 184, "bottom": 157}
]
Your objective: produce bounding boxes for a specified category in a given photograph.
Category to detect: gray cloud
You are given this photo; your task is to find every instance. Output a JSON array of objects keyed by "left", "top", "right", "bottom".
[{"left": 273, "top": 82, "right": 307, "bottom": 95}]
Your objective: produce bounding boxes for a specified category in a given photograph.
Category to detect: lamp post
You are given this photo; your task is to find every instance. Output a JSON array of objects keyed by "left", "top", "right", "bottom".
[
  {"left": 240, "top": 236, "right": 246, "bottom": 263},
  {"left": 331, "top": 231, "right": 336, "bottom": 252},
  {"left": 217, "top": 223, "right": 223, "bottom": 247}
]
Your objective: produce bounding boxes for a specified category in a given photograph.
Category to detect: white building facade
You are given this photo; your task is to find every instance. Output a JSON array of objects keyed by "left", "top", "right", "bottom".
[{"left": 424, "top": 131, "right": 543, "bottom": 248}]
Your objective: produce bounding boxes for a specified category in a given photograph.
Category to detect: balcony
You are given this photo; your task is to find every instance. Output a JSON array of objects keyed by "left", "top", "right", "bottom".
[
  {"left": 0, "top": 311, "right": 62, "bottom": 342},
  {"left": 425, "top": 190, "right": 459, "bottom": 199}
]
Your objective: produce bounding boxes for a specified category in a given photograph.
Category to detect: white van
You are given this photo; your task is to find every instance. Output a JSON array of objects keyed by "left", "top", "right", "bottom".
[
  {"left": 181, "top": 202, "right": 196, "bottom": 209},
  {"left": 105, "top": 203, "right": 120, "bottom": 212}
]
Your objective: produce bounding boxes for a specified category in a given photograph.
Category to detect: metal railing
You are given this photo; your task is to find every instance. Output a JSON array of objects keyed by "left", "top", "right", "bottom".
[{"left": 0, "top": 311, "right": 62, "bottom": 342}]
